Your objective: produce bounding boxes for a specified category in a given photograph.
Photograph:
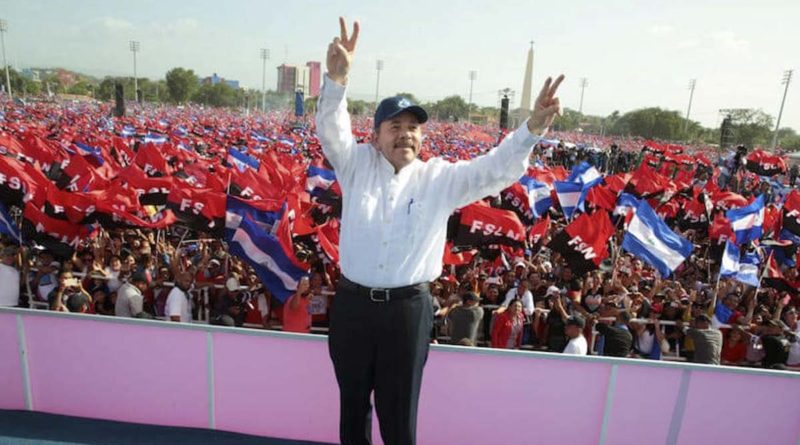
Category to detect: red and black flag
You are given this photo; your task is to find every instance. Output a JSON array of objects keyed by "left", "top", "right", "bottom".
[
  {"left": 547, "top": 211, "right": 614, "bottom": 276},
  {"left": 499, "top": 182, "right": 535, "bottom": 225},
  {"left": 21, "top": 203, "right": 91, "bottom": 260},
  {"left": 781, "top": 190, "right": 800, "bottom": 238},
  {"left": 166, "top": 187, "right": 226, "bottom": 235},
  {"left": 678, "top": 197, "right": 709, "bottom": 231},
  {"left": 745, "top": 150, "right": 786, "bottom": 177},
  {"left": 762, "top": 252, "right": 799, "bottom": 294},
  {"left": 453, "top": 203, "right": 526, "bottom": 249}
]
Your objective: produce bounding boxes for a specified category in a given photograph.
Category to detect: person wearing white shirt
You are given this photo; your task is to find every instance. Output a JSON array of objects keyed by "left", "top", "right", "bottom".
[
  {"left": 319, "top": 17, "right": 564, "bottom": 445},
  {"left": 563, "top": 315, "right": 588, "bottom": 355},
  {"left": 499, "top": 282, "right": 535, "bottom": 316},
  {"left": 0, "top": 247, "right": 20, "bottom": 307},
  {"left": 165, "top": 271, "right": 193, "bottom": 323},
  {"left": 115, "top": 272, "right": 148, "bottom": 318}
]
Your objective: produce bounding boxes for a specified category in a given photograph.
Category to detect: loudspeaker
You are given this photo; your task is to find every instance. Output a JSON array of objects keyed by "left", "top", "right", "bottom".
[
  {"left": 499, "top": 95, "right": 509, "bottom": 130},
  {"left": 114, "top": 83, "right": 125, "bottom": 117},
  {"left": 720, "top": 115, "right": 734, "bottom": 148}
]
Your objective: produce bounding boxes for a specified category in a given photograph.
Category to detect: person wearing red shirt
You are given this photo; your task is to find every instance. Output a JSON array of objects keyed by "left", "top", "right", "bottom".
[
  {"left": 721, "top": 326, "right": 748, "bottom": 365},
  {"left": 492, "top": 299, "right": 525, "bottom": 349},
  {"left": 283, "top": 276, "right": 312, "bottom": 334}
]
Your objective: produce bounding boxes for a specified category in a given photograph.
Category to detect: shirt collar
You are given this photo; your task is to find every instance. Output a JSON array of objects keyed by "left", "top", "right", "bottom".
[{"left": 376, "top": 148, "right": 421, "bottom": 177}]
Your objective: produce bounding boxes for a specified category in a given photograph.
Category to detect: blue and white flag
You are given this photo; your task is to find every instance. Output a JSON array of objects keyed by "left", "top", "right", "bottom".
[
  {"left": 73, "top": 142, "right": 105, "bottom": 166},
  {"left": 121, "top": 125, "right": 136, "bottom": 137},
  {"left": 251, "top": 131, "right": 270, "bottom": 143},
  {"left": 726, "top": 194, "right": 765, "bottom": 245},
  {"left": 227, "top": 147, "right": 261, "bottom": 172},
  {"left": 0, "top": 202, "right": 21, "bottom": 244},
  {"left": 224, "top": 196, "right": 281, "bottom": 241},
  {"left": 554, "top": 181, "right": 583, "bottom": 219},
  {"left": 720, "top": 240, "right": 760, "bottom": 287},
  {"left": 614, "top": 193, "right": 640, "bottom": 217},
  {"left": 305, "top": 165, "right": 337, "bottom": 196},
  {"left": 567, "top": 161, "right": 602, "bottom": 186},
  {"left": 519, "top": 176, "right": 552, "bottom": 218},
  {"left": 622, "top": 200, "right": 693, "bottom": 277},
  {"left": 227, "top": 217, "right": 306, "bottom": 303},
  {"left": 144, "top": 133, "right": 167, "bottom": 144}
]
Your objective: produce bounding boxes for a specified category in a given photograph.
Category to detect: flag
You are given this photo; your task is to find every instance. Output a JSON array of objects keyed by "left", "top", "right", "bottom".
[
  {"left": 585, "top": 184, "right": 617, "bottom": 212},
  {"left": 567, "top": 161, "right": 602, "bottom": 186},
  {"left": 224, "top": 196, "right": 281, "bottom": 241},
  {"left": 554, "top": 181, "right": 583, "bottom": 219},
  {"left": 143, "top": 133, "right": 167, "bottom": 144},
  {"left": 726, "top": 194, "right": 765, "bottom": 245},
  {"left": 762, "top": 252, "right": 798, "bottom": 293},
  {"left": 227, "top": 216, "right": 308, "bottom": 303},
  {"left": 520, "top": 176, "right": 552, "bottom": 218},
  {"left": 499, "top": 182, "right": 535, "bottom": 225},
  {"left": 546, "top": 211, "right": 614, "bottom": 276},
  {"left": 443, "top": 242, "right": 476, "bottom": 266},
  {"left": 529, "top": 214, "right": 550, "bottom": 245},
  {"left": 613, "top": 193, "right": 639, "bottom": 217},
  {"left": 227, "top": 147, "right": 260, "bottom": 172},
  {"left": 622, "top": 200, "right": 693, "bottom": 277},
  {"left": 745, "top": 149, "right": 786, "bottom": 177},
  {"left": 781, "top": 190, "right": 800, "bottom": 238},
  {"left": 166, "top": 187, "right": 226, "bottom": 235},
  {"left": 453, "top": 204, "right": 526, "bottom": 248},
  {"left": 719, "top": 241, "right": 760, "bottom": 287},
  {"left": 0, "top": 202, "right": 20, "bottom": 243},
  {"left": 305, "top": 165, "right": 337, "bottom": 196}
]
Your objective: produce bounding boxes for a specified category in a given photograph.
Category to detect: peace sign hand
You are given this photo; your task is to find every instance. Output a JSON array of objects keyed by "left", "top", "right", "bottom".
[
  {"left": 326, "top": 17, "right": 360, "bottom": 86},
  {"left": 528, "top": 74, "right": 565, "bottom": 135}
]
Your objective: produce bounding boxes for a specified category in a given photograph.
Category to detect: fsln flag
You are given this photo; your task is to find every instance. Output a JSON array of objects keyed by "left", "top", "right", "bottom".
[{"left": 546, "top": 211, "right": 614, "bottom": 276}]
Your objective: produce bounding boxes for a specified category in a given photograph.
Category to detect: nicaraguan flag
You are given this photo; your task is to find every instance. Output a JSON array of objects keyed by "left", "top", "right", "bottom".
[
  {"left": 224, "top": 196, "right": 281, "bottom": 241},
  {"left": 0, "top": 202, "right": 21, "bottom": 244},
  {"left": 144, "top": 133, "right": 167, "bottom": 144},
  {"left": 121, "top": 125, "right": 136, "bottom": 137},
  {"left": 622, "top": 200, "right": 693, "bottom": 277},
  {"left": 567, "top": 161, "right": 602, "bottom": 186},
  {"left": 305, "top": 165, "right": 337, "bottom": 196},
  {"left": 726, "top": 195, "right": 765, "bottom": 245},
  {"left": 227, "top": 217, "right": 307, "bottom": 303},
  {"left": 554, "top": 181, "right": 583, "bottom": 219},
  {"left": 251, "top": 131, "right": 270, "bottom": 143},
  {"left": 519, "top": 176, "right": 552, "bottom": 218},
  {"left": 614, "top": 193, "right": 640, "bottom": 217},
  {"left": 73, "top": 142, "right": 105, "bottom": 166},
  {"left": 719, "top": 240, "right": 760, "bottom": 287},
  {"left": 227, "top": 147, "right": 260, "bottom": 172}
]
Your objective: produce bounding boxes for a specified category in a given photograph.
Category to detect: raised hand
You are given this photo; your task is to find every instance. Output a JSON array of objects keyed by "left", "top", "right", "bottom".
[
  {"left": 528, "top": 74, "right": 565, "bottom": 135},
  {"left": 326, "top": 17, "right": 360, "bottom": 86}
]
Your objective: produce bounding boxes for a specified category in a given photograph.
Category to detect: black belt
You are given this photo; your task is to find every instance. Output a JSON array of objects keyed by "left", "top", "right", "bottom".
[{"left": 338, "top": 276, "right": 429, "bottom": 303}]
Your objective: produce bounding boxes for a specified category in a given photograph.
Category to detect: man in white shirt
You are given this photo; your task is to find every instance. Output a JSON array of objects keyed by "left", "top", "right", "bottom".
[
  {"left": 115, "top": 271, "right": 148, "bottom": 318},
  {"left": 165, "top": 271, "right": 193, "bottom": 323},
  {"left": 499, "top": 280, "right": 535, "bottom": 316},
  {"left": 0, "top": 246, "right": 20, "bottom": 307},
  {"left": 319, "top": 17, "right": 564, "bottom": 445},
  {"left": 563, "top": 315, "right": 589, "bottom": 355}
]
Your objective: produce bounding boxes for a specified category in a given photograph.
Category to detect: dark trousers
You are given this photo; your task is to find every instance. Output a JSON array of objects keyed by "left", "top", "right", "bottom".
[{"left": 328, "top": 281, "right": 433, "bottom": 445}]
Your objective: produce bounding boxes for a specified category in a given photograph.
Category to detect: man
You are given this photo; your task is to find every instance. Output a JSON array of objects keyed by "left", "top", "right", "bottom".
[
  {"left": 447, "top": 291, "right": 484, "bottom": 345},
  {"left": 48, "top": 270, "right": 91, "bottom": 313},
  {"left": 761, "top": 318, "right": 790, "bottom": 369},
  {"left": 211, "top": 275, "right": 247, "bottom": 327},
  {"left": 115, "top": 271, "right": 148, "bottom": 318},
  {"left": 498, "top": 279, "right": 534, "bottom": 316},
  {"left": 591, "top": 310, "right": 633, "bottom": 357},
  {"left": 0, "top": 246, "right": 20, "bottom": 307},
  {"left": 563, "top": 315, "right": 588, "bottom": 355},
  {"left": 319, "top": 17, "right": 564, "bottom": 445},
  {"left": 678, "top": 314, "right": 722, "bottom": 365},
  {"left": 165, "top": 271, "right": 193, "bottom": 322}
]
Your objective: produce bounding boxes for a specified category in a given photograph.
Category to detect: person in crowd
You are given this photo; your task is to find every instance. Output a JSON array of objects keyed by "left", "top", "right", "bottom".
[
  {"left": 721, "top": 326, "right": 748, "bottom": 366},
  {"left": 760, "top": 319, "right": 790, "bottom": 370},
  {"left": 0, "top": 246, "right": 20, "bottom": 307},
  {"left": 48, "top": 270, "right": 92, "bottom": 313},
  {"left": 491, "top": 299, "right": 525, "bottom": 349},
  {"left": 447, "top": 291, "right": 484, "bottom": 346},
  {"left": 591, "top": 310, "right": 633, "bottom": 358},
  {"left": 563, "top": 315, "right": 588, "bottom": 355},
  {"left": 165, "top": 271, "right": 194, "bottom": 322},
  {"left": 211, "top": 275, "right": 248, "bottom": 327},
  {"left": 283, "top": 276, "right": 312, "bottom": 334},
  {"left": 498, "top": 279, "right": 534, "bottom": 316},
  {"left": 115, "top": 271, "right": 149, "bottom": 318},
  {"left": 677, "top": 314, "right": 723, "bottom": 365}
]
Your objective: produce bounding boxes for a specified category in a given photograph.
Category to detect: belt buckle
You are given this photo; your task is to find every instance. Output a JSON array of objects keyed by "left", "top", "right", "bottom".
[{"left": 369, "top": 288, "right": 390, "bottom": 303}]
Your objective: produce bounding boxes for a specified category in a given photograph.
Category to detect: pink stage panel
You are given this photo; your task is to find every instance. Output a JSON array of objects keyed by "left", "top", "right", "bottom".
[
  {"left": 0, "top": 313, "right": 25, "bottom": 410},
  {"left": 603, "top": 365, "right": 684, "bottom": 445},
  {"left": 677, "top": 370, "right": 800, "bottom": 445},
  {"left": 418, "top": 349, "right": 612, "bottom": 445},
  {"left": 212, "top": 332, "right": 340, "bottom": 443},
  {"left": 22, "top": 315, "right": 209, "bottom": 429}
]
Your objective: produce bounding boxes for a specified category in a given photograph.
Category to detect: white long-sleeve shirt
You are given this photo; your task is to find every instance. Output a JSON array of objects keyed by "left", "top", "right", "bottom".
[
  {"left": 315, "top": 76, "right": 542, "bottom": 288},
  {"left": 501, "top": 287, "right": 535, "bottom": 316}
]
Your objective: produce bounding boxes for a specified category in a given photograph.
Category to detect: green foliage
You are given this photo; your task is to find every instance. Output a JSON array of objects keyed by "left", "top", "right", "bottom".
[
  {"left": 348, "top": 99, "right": 370, "bottom": 116},
  {"left": 724, "top": 109, "right": 774, "bottom": 148},
  {"left": 191, "top": 82, "right": 239, "bottom": 107},
  {"left": 165, "top": 67, "right": 198, "bottom": 104},
  {"left": 428, "top": 95, "right": 469, "bottom": 121}
]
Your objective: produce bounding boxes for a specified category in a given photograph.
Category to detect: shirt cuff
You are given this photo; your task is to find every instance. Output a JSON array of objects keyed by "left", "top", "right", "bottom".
[
  {"left": 511, "top": 118, "right": 544, "bottom": 149},
  {"left": 321, "top": 74, "right": 347, "bottom": 102}
]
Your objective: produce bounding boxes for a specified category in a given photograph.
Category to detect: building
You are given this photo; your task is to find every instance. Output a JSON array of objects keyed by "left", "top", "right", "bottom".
[
  {"left": 202, "top": 73, "right": 240, "bottom": 89},
  {"left": 276, "top": 64, "right": 298, "bottom": 94},
  {"left": 306, "top": 61, "right": 321, "bottom": 97}
]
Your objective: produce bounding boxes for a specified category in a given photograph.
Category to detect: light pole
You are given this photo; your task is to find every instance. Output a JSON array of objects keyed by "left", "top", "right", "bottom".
[
  {"left": 260, "top": 48, "right": 269, "bottom": 112},
  {"left": 374, "top": 59, "right": 384, "bottom": 106},
  {"left": 0, "top": 19, "right": 11, "bottom": 100},
  {"left": 684, "top": 79, "right": 697, "bottom": 134},
  {"left": 771, "top": 70, "right": 793, "bottom": 150},
  {"left": 468, "top": 70, "right": 477, "bottom": 114},
  {"left": 578, "top": 78, "right": 588, "bottom": 114},
  {"left": 129, "top": 40, "right": 140, "bottom": 102}
]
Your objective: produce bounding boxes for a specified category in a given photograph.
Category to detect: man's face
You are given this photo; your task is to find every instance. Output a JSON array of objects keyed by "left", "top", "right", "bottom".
[
  {"left": 372, "top": 112, "right": 422, "bottom": 171},
  {"left": 565, "top": 324, "right": 580, "bottom": 339}
]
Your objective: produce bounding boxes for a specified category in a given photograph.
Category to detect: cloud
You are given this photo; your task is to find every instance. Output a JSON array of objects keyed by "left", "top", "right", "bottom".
[
  {"left": 648, "top": 24, "right": 674, "bottom": 36},
  {"left": 98, "top": 16, "right": 134, "bottom": 32},
  {"left": 711, "top": 31, "right": 750, "bottom": 51}
]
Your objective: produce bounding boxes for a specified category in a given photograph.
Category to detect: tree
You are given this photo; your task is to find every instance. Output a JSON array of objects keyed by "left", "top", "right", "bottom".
[
  {"left": 429, "top": 95, "right": 469, "bottom": 121},
  {"left": 192, "top": 82, "right": 238, "bottom": 107},
  {"left": 777, "top": 127, "right": 800, "bottom": 151},
  {"left": 724, "top": 109, "right": 774, "bottom": 148},
  {"left": 165, "top": 68, "right": 198, "bottom": 104},
  {"left": 610, "top": 107, "right": 687, "bottom": 140}
]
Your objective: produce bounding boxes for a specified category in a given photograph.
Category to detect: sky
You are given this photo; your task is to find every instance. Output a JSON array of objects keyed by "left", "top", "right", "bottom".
[{"left": 1, "top": 0, "right": 798, "bottom": 129}]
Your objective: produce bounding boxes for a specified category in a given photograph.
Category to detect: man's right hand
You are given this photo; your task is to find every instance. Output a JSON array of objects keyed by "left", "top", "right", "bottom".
[{"left": 326, "top": 17, "right": 360, "bottom": 86}]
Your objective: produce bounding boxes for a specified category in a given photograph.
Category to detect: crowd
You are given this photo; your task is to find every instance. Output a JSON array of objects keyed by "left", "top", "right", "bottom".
[{"left": 0, "top": 97, "right": 798, "bottom": 371}]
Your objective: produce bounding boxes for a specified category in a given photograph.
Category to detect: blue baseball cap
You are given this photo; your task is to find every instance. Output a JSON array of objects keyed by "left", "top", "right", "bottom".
[{"left": 374, "top": 96, "right": 428, "bottom": 129}]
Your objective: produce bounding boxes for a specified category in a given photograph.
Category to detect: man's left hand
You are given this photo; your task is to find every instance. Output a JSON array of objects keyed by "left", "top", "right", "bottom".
[{"left": 528, "top": 74, "right": 565, "bottom": 135}]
